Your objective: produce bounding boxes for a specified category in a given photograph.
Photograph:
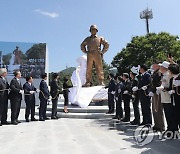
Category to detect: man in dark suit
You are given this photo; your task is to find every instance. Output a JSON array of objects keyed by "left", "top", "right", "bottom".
[
  {"left": 9, "top": 70, "right": 23, "bottom": 125},
  {"left": 121, "top": 73, "right": 131, "bottom": 122},
  {"left": 0, "top": 68, "right": 10, "bottom": 125},
  {"left": 138, "top": 64, "right": 152, "bottom": 125},
  {"left": 113, "top": 76, "right": 123, "bottom": 120},
  {"left": 23, "top": 76, "right": 38, "bottom": 122},
  {"left": 50, "top": 73, "right": 61, "bottom": 119},
  {"left": 39, "top": 73, "right": 51, "bottom": 121},
  {"left": 130, "top": 70, "right": 140, "bottom": 125},
  {"left": 0, "top": 68, "right": 8, "bottom": 126},
  {"left": 106, "top": 73, "right": 116, "bottom": 114}
]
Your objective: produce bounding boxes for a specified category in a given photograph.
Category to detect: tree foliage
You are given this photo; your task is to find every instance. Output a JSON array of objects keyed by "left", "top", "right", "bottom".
[
  {"left": 112, "top": 32, "right": 180, "bottom": 74},
  {"left": 2, "top": 53, "right": 11, "bottom": 65},
  {"left": 26, "top": 43, "right": 46, "bottom": 59}
]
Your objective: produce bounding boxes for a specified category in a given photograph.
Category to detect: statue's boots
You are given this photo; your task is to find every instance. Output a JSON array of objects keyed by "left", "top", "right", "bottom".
[
  {"left": 82, "top": 82, "right": 91, "bottom": 87},
  {"left": 99, "top": 80, "right": 105, "bottom": 86}
]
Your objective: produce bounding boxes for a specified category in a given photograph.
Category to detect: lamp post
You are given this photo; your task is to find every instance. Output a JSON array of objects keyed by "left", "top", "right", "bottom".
[{"left": 140, "top": 8, "right": 153, "bottom": 34}]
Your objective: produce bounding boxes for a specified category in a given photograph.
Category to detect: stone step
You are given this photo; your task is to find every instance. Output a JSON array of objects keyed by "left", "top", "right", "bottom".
[
  {"left": 45, "top": 111, "right": 114, "bottom": 119},
  {"left": 47, "top": 105, "right": 109, "bottom": 113},
  {"left": 45, "top": 101, "right": 112, "bottom": 119}
]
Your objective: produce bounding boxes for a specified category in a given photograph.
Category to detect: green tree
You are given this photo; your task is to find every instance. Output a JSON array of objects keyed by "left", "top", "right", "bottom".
[
  {"left": 26, "top": 43, "right": 46, "bottom": 60},
  {"left": 112, "top": 32, "right": 180, "bottom": 74},
  {"left": 2, "top": 53, "right": 11, "bottom": 65}
]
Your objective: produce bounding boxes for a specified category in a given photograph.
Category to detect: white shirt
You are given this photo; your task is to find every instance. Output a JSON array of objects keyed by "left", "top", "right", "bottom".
[
  {"left": 161, "top": 71, "right": 171, "bottom": 103},
  {"left": 141, "top": 72, "right": 146, "bottom": 76}
]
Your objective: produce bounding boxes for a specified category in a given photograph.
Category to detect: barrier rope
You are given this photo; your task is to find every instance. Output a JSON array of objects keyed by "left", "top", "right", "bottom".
[
  {"left": 0, "top": 89, "right": 10, "bottom": 92},
  {"left": 0, "top": 89, "right": 61, "bottom": 100}
]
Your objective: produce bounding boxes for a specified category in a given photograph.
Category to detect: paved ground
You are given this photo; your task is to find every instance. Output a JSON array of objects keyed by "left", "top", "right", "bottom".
[{"left": 0, "top": 109, "right": 180, "bottom": 154}]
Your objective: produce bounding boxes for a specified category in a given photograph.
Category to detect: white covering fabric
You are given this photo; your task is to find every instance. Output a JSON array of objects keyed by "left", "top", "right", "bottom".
[{"left": 69, "top": 55, "right": 107, "bottom": 108}]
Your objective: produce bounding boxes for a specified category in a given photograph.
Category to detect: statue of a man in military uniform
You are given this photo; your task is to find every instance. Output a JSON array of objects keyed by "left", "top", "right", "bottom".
[
  {"left": 81, "top": 25, "right": 109, "bottom": 87},
  {"left": 13, "top": 46, "right": 22, "bottom": 65}
]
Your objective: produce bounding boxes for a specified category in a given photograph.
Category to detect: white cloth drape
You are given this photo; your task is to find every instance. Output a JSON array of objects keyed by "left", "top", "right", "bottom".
[{"left": 69, "top": 55, "right": 107, "bottom": 108}]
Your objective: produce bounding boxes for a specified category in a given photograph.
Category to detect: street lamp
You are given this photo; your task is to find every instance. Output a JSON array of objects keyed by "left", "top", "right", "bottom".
[{"left": 140, "top": 8, "right": 153, "bottom": 34}]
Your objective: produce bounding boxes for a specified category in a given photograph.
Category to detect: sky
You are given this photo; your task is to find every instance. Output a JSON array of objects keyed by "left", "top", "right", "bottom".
[
  {"left": 0, "top": 42, "right": 34, "bottom": 54},
  {"left": 0, "top": 0, "right": 180, "bottom": 72}
]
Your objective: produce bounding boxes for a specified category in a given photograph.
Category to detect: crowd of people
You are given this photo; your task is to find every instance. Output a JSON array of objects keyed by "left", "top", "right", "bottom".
[
  {"left": 0, "top": 58, "right": 179, "bottom": 139},
  {"left": 0, "top": 69, "right": 71, "bottom": 126},
  {"left": 106, "top": 59, "right": 180, "bottom": 137}
]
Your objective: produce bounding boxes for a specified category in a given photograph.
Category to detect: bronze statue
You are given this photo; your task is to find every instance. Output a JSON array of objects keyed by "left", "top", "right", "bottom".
[
  {"left": 81, "top": 25, "right": 109, "bottom": 87},
  {"left": 13, "top": 46, "right": 22, "bottom": 65}
]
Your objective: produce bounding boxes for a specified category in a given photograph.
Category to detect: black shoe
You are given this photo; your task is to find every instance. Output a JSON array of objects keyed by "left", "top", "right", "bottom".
[
  {"left": 11, "top": 121, "right": 18, "bottom": 125},
  {"left": 112, "top": 116, "right": 118, "bottom": 119},
  {"left": 31, "top": 118, "right": 38, "bottom": 121},
  {"left": 26, "top": 119, "right": 29, "bottom": 122},
  {"left": 139, "top": 122, "right": 146, "bottom": 126},
  {"left": 121, "top": 118, "right": 130, "bottom": 122},
  {"left": 110, "top": 111, "right": 114, "bottom": 114},
  {"left": 106, "top": 111, "right": 111, "bottom": 114},
  {"left": 16, "top": 120, "right": 21, "bottom": 123},
  {"left": 55, "top": 116, "right": 60, "bottom": 119},
  {"left": 44, "top": 117, "right": 50, "bottom": 120},
  {"left": 0, "top": 123, "right": 2, "bottom": 126},
  {"left": 39, "top": 118, "right": 45, "bottom": 121},
  {"left": 130, "top": 121, "right": 140, "bottom": 125},
  {"left": 1, "top": 121, "right": 10, "bottom": 125},
  {"left": 51, "top": 116, "right": 58, "bottom": 120},
  {"left": 118, "top": 117, "right": 122, "bottom": 120}
]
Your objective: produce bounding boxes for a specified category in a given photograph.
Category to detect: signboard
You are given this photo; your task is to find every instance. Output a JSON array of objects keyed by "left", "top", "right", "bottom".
[{"left": 0, "top": 41, "right": 47, "bottom": 107}]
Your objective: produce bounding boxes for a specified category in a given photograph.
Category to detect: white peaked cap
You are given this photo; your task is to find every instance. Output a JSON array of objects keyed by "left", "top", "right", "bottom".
[
  {"left": 131, "top": 66, "right": 139, "bottom": 75},
  {"left": 158, "top": 61, "right": 170, "bottom": 69}
]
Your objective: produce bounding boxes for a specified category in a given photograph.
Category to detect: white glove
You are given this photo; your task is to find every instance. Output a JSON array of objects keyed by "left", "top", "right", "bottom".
[
  {"left": 111, "top": 91, "right": 115, "bottom": 95},
  {"left": 19, "top": 90, "right": 24, "bottom": 94},
  {"left": 148, "top": 92, "right": 154, "bottom": 97},
  {"left": 48, "top": 98, "right": 51, "bottom": 102},
  {"left": 156, "top": 86, "right": 164, "bottom": 91},
  {"left": 173, "top": 80, "right": 180, "bottom": 87},
  {"left": 115, "top": 97, "right": 118, "bottom": 101},
  {"left": 123, "top": 90, "right": 128, "bottom": 94},
  {"left": 132, "top": 94, "right": 135, "bottom": 98},
  {"left": 48, "top": 96, "right": 52, "bottom": 102},
  {"left": 132, "top": 86, "right": 138, "bottom": 92},
  {"left": 49, "top": 96, "right": 52, "bottom": 100},
  {"left": 142, "top": 86, "right": 147, "bottom": 91},
  {"left": 30, "top": 91, "right": 35, "bottom": 94},
  {"left": 168, "top": 90, "right": 175, "bottom": 95},
  {"left": 118, "top": 89, "right": 121, "bottom": 93},
  {"left": 156, "top": 90, "right": 161, "bottom": 95},
  {"left": 36, "top": 89, "right": 40, "bottom": 93}
]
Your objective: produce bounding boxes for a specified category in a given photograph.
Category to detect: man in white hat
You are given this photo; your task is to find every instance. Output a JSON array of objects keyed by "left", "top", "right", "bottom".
[
  {"left": 156, "top": 61, "right": 174, "bottom": 132},
  {"left": 149, "top": 61, "right": 165, "bottom": 132}
]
